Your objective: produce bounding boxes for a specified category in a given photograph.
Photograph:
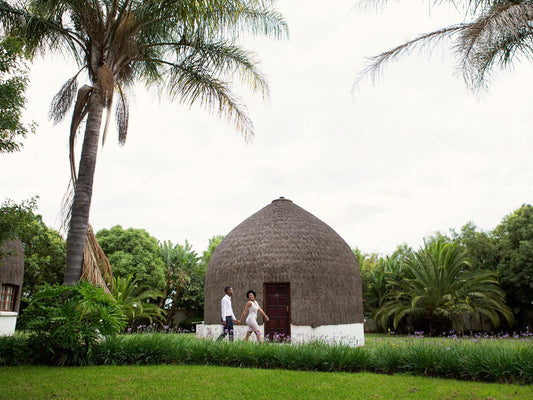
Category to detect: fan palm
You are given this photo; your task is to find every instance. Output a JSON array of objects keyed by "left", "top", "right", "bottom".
[
  {"left": 357, "top": 0, "right": 533, "bottom": 90},
  {"left": 0, "top": 0, "right": 287, "bottom": 284},
  {"left": 376, "top": 241, "right": 513, "bottom": 335}
]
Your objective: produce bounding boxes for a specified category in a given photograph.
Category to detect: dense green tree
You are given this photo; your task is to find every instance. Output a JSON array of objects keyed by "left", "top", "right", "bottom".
[
  {"left": 357, "top": 0, "right": 533, "bottom": 90},
  {"left": 0, "top": 197, "right": 37, "bottom": 247},
  {"left": 1, "top": 197, "right": 66, "bottom": 305},
  {"left": 451, "top": 222, "right": 498, "bottom": 272},
  {"left": 199, "top": 235, "right": 223, "bottom": 269},
  {"left": 376, "top": 241, "right": 513, "bottom": 335},
  {"left": 96, "top": 225, "right": 166, "bottom": 290},
  {"left": 18, "top": 215, "right": 65, "bottom": 300},
  {"left": 0, "top": 36, "right": 34, "bottom": 153},
  {"left": 492, "top": 205, "right": 533, "bottom": 324},
  {"left": 353, "top": 247, "right": 381, "bottom": 276},
  {"left": 0, "top": 0, "right": 287, "bottom": 285}
]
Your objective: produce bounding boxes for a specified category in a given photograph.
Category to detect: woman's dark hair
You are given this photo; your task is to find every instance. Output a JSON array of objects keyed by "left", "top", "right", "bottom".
[{"left": 246, "top": 290, "right": 256, "bottom": 299}]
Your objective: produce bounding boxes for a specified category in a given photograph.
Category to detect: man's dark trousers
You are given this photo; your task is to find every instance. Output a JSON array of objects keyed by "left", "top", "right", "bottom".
[{"left": 217, "top": 316, "right": 234, "bottom": 341}]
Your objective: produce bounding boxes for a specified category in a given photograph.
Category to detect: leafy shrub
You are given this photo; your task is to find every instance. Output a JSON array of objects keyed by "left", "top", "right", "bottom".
[
  {"left": 18, "top": 281, "right": 126, "bottom": 366},
  {"left": 0, "top": 334, "right": 29, "bottom": 366}
]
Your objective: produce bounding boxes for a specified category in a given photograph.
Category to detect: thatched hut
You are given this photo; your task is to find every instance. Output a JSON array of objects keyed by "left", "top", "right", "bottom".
[
  {"left": 0, "top": 239, "right": 24, "bottom": 335},
  {"left": 197, "top": 197, "right": 364, "bottom": 346}
]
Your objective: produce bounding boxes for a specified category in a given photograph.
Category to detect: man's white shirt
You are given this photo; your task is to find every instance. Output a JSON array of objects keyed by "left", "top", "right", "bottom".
[{"left": 221, "top": 294, "right": 236, "bottom": 320}]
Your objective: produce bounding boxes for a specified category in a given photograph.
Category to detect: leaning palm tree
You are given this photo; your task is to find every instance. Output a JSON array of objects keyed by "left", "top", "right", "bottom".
[
  {"left": 0, "top": 0, "right": 287, "bottom": 285},
  {"left": 376, "top": 240, "right": 513, "bottom": 335},
  {"left": 357, "top": 0, "right": 533, "bottom": 90}
]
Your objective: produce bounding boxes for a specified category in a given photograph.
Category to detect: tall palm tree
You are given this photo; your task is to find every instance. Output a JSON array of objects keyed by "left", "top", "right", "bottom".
[
  {"left": 0, "top": 0, "right": 287, "bottom": 285},
  {"left": 357, "top": 0, "right": 533, "bottom": 90},
  {"left": 376, "top": 240, "right": 513, "bottom": 335}
]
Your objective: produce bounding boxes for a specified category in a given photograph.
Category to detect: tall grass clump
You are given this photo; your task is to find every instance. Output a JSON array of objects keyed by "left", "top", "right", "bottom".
[
  {"left": 455, "top": 342, "right": 530, "bottom": 383},
  {"left": 91, "top": 335, "right": 370, "bottom": 372},
  {"left": 368, "top": 342, "right": 404, "bottom": 374},
  {"left": 365, "top": 336, "right": 533, "bottom": 384},
  {"left": 92, "top": 333, "right": 202, "bottom": 365}
]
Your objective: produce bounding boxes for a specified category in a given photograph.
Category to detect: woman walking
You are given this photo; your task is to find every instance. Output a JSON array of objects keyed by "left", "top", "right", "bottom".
[{"left": 238, "top": 290, "right": 269, "bottom": 343}]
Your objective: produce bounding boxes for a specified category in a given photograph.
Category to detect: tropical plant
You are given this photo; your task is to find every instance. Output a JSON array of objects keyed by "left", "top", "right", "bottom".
[
  {"left": 159, "top": 239, "right": 200, "bottom": 323},
  {"left": 376, "top": 241, "right": 513, "bottom": 335},
  {"left": 17, "top": 281, "right": 126, "bottom": 366},
  {"left": 0, "top": 0, "right": 287, "bottom": 285},
  {"left": 111, "top": 274, "right": 164, "bottom": 328},
  {"left": 357, "top": 0, "right": 533, "bottom": 90},
  {"left": 363, "top": 256, "right": 403, "bottom": 320}
]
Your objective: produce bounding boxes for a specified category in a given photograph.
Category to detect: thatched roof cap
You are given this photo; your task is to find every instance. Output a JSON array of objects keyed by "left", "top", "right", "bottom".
[{"left": 204, "top": 197, "right": 363, "bottom": 326}]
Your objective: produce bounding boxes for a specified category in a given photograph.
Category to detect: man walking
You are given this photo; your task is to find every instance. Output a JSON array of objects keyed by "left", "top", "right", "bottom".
[{"left": 217, "top": 286, "right": 238, "bottom": 341}]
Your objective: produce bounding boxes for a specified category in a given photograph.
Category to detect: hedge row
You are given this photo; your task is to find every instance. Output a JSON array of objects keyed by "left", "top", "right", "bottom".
[{"left": 1, "top": 334, "right": 532, "bottom": 384}]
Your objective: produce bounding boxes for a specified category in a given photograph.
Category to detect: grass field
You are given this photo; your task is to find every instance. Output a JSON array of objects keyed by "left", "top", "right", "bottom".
[{"left": 1, "top": 364, "right": 532, "bottom": 400}]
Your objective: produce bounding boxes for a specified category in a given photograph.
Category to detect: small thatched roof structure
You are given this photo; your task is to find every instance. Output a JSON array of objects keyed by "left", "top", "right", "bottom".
[
  {"left": 0, "top": 238, "right": 24, "bottom": 313},
  {"left": 204, "top": 197, "right": 363, "bottom": 326}
]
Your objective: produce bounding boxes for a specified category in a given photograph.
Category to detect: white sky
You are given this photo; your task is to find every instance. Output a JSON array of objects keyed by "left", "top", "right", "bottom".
[{"left": 2, "top": 0, "right": 533, "bottom": 256}]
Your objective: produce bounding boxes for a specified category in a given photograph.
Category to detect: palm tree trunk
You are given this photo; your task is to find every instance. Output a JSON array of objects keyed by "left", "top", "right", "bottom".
[{"left": 64, "top": 84, "right": 104, "bottom": 285}]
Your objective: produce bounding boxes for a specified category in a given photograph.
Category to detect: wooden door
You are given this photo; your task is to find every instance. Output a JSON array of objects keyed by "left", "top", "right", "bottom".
[{"left": 264, "top": 282, "right": 290, "bottom": 340}]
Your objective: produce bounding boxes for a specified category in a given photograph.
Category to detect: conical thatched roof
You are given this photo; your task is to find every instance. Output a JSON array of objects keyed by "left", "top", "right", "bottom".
[{"left": 204, "top": 197, "right": 363, "bottom": 326}]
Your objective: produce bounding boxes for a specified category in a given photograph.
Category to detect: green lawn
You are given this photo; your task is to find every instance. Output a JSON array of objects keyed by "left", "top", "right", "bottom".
[{"left": 1, "top": 365, "right": 531, "bottom": 400}]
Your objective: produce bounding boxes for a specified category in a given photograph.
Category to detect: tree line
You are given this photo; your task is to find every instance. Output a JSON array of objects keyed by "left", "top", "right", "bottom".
[
  {"left": 356, "top": 204, "right": 533, "bottom": 334},
  {"left": 1, "top": 197, "right": 223, "bottom": 330},
  {"left": 3, "top": 198, "right": 533, "bottom": 333}
]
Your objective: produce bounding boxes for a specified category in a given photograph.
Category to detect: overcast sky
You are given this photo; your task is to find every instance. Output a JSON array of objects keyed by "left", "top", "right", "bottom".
[{"left": 2, "top": 0, "right": 533, "bottom": 256}]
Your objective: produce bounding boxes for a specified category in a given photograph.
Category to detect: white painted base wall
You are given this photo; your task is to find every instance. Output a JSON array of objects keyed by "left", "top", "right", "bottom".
[
  {"left": 196, "top": 322, "right": 365, "bottom": 347},
  {"left": 0, "top": 312, "right": 18, "bottom": 336}
]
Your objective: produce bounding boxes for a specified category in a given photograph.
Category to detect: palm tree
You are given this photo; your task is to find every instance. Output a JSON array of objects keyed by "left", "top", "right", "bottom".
[
  {"left": 0, "top": 0, "right": 287, "bottom": 285},
  {"left": 376, "top": 240, "right": 513, "bottom": 335},
  {"left": 357, "top": 0, "right": 533, "bottom": 90},
  {"left": 111, "top": 274, "right": 164, "bottom": 327},
  {"left": 363, "top": 256, "right": 403, "bottom": 320}
]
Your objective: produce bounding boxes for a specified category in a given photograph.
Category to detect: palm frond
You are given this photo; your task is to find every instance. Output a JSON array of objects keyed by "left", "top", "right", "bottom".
[
  {"left": 168, "top": 35, "right": 270, "bottom": 98},
  {"left": 81, "top": 224, "right": 113, "bottom": 292},
  {"left": 356, "top": 24, "right": 468, "bottom": 89},
  {"left": 48, "top": 68, "right": 87, "bottom": 124},
  {"left": 115, "top": 83, "right": 129, "bottom": 145},
  {"left": 457, "top": 2, "right": 533, "bottom": 88},
  {"left": 164, "top": 60, "right": 254, "bottom": 140}
]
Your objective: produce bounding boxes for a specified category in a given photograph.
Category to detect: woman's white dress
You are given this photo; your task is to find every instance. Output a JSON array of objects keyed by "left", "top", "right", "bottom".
[{"left": 246, "top": 301, "right": 260, "bottom": 332}]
